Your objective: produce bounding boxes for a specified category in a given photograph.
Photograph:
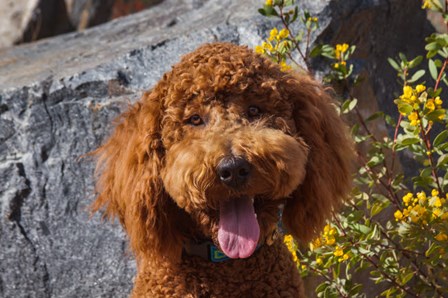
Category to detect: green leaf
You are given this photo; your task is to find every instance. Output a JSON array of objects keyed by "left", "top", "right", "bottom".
[
  {"left": 388, "top": 58, "right": 400, "bottom": 71},
  {"left": 437, "top": 154, "right": 448, "bottom": 168},
  {"left": 408, "top": 69, "right": 425, "bottom": 83},
  {"left": 394, "top": 100, "right": 413, "bottom": 115},
  {"left": 341, "top": 98, "right": 358, "bottom": 113},
  {"left": 443, "top": 76, "right": 448, "bottom": 87},
  {"left": 367, "top": 155, "right": 383, "bottom": 167},
  {"left": 309, "top": 45, "right": 322, "bottom": 58},
  {"left": 434, "top": 130, "right": 448, "bottom": 147},
  {"left": 371, "top": 201, "right": 390, "bottom": 217},
  {"left": 425, "top": 242, "right": 439, "bottom": 257},
  {"left": 291, "top": 6, "right": 299, "bottom": 23},
  {"left": 421, "top": 167, "right": 432, "bottom": 177},
  {"left": 426, "top": 109, "right": 446, "bottom": 122},
  {"left": 427, "top": 50, "right": 438, "bottom": 59},
  {"left": 365, "top": 111, "right": 384, "bottom": 122},
  {"left": 428, "top": 58, "right": 438, "bottom": 80},
  {"left": 399, "top": 52, "right": 408, "bottom": 63},
  {"left": 408, "top": 55, "right": 423, "bottom": 68},
  {"left": 400, "top": 136, "right": 420, "bottom": 145},
  {"left": 259, "top": 5, "right": 278, "bottom": 17}
]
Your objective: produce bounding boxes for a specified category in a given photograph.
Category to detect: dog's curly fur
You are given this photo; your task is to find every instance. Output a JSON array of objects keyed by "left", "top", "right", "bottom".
[{"left": 92, "top": 42, "right": 353, "bottom": 297}]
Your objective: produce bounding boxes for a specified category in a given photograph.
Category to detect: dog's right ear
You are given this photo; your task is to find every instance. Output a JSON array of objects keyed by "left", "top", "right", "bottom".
[{"left": 91, "top": 79, "right": 185, "bottom": 260}]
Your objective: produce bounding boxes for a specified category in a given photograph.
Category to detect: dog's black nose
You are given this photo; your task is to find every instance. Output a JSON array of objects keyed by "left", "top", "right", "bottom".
[{"left": 217, "top": 156, "right": 251, "bottom": 188}]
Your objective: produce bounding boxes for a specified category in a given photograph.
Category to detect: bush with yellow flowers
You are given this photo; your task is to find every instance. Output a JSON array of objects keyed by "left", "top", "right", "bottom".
[{"left": 258, "top": 0, "right": 448, "bottom": 297}]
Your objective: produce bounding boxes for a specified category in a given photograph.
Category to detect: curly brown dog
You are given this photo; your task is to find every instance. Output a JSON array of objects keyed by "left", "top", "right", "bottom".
[{"left": 92, "top": 42, "right": 353, "bottom": 297}]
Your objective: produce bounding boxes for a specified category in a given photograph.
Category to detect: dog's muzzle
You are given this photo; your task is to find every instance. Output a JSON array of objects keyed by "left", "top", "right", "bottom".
[{"left": 216, "top": 155, "right": 251, "bottom": 188}]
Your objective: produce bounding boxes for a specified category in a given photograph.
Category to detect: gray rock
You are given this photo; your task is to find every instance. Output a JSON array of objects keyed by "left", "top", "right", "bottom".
[
  {"left": 65, "top": 0, "right": 115, "bottom": 31},
  {"left": 0, "top": 0, "right": 39, "bottom": 48},
  {"left": 0, "top": 0, "right": 433, "bottom": 297},
  {"left": 0, "top": 0, "right": 74, "bottom": 49}
]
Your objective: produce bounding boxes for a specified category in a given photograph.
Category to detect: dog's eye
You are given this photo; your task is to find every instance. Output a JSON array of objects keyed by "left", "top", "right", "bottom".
[
  {"left": 248, "top": 106, "right": 261, "bottom": 118},
  {"left": 187, "top": 114, "right": 204, "bottom": 126}
]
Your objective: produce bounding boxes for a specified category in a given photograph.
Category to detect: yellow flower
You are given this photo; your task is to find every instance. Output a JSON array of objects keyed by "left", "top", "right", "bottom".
[
  {"left": 269, "top": 28, "right": 278, "bottom": 41},
  {"left": 310, "top": 237, "right": 322, "bottom": 251},
  {"left": 426, "top": 99, "right": 436, "bottom": 111},
  {"left": 334, "top": 246, "right": 344, "bottom": 257},
  {"left": 284, "top": 234, "right": 293, "bottom": 243},
  {"left": 417, "top": 191, "right": 427, "bottom": 201},
  {"left": 265, "top": 0, "right": 273, "bottom": 6},
  {"left": 432, "top": 189, "right": 439, "bottom": 197},
  {"left": 278, "top": 28, "right": 289, "bottom": 39},
  {"left": 430, "top": 197, "right": 442, "bottom": 208},
  {"left": 416, "top": 84, "right": 426, "bottom": 93},
  {"left": 435, "top": 233, "right": 448, "bottom": 241},
  {"left": 410, "top": 213, "right": 420, "bottom": 223},
  {"left": 280, "top": 61, "right": 292, "bottom": 72},
  {"left": 316, "top": 258, "right": 323, "bottom": 265},
  {"left": 335, "top": 43, "right": 349, "bottom": 59},
  {"left": 432, "top": 208, "right": 442, "bottom": 217},
  {"left": 422, "top": 0, "right": 432, "bottom": 9},
  {"left": 338, "top": 253, "right": 349, "bottom": 263},
  {"left": 408, "top": 112, "right": 420, "bottom": 126},
  {"left": 255, "top": 45, "right": 265, "bottom": 54},
  {"left": 260, "top": 41, "right": 273, "bottom": 52},
  {"left": 402, "top": 85, "right": 413, "bottom": 99},
  {"left": 325, "top": 237, "right": 336, "bottom": 246},
  {"left": 338, "top": 43, "right": 349, "bottom": 53},
  {"left": 394, "top": 210, "right": 403, "bottom": 221},
  {"left": 435, "top": 96, "right": 443, "bottom": 107},
  {"left": 333, "top": 63, "right": 340, "bottom": 69},
  {"left": 324, "top": 224, "right": 337, "bottom": 236},
  {"left": 403, "top": 193, "right": 413, "bottom": 205},
  {"left": 292, "top": 253, "right": 299, "bottom": 263},
  {"left": 312, "top": 17, "right": 318, "bottom": 22}
]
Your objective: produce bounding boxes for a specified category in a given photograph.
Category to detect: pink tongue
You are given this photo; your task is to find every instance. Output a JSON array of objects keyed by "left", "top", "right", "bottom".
[{"left": 218, "top": 197, "right": 260, "bottom": 259}]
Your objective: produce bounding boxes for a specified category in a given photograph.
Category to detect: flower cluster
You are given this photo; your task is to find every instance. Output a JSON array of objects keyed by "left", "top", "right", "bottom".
[
  {"left": 255, "top": 28, "right": 292, "bottom": 71},
  {"left": 283, "top": 234, "right": 299, "bottom": 263},
  {"left": 318, "top": 42, "right": 355, "bottom": 81},
  {"left": 422, "top": 0, "right": 432, "bottom": 9},
  {"left": 396, "top": 84, "right": 445, "bottom": 126},
  {"left": 333, "top": 43, "right": 349, "bottom": 69},
  {"left": 333, "top": 246, "right": 350, "bottom": 263},
  {"left": 308, "top": 224, "right": 349, "bottom": 264},
  {"left": 421, "top": 0, "right": 443, "bottom": 10},
  {"left": 310, "top": 224, "right": 338, "bottom": 250},
  {"left": 394, "top": 190, "right": 448, "bottom": 224}
]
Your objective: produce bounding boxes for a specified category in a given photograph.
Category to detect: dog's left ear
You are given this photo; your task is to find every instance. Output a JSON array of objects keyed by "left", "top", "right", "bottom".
[
  {"left": 91, "top": 78, "right": 188, "bottom": 261},
  {"left": 281, "top": 74, "right": 354, "bottom": 243}
]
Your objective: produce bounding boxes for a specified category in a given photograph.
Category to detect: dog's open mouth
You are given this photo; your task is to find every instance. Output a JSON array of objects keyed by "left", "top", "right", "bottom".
[{"left": 217, "top": 196, "right": 260, "bottom": 259}]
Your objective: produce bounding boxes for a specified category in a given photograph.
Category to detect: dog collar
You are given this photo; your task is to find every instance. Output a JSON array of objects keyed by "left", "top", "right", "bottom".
[{"left": 183, "top": 240, "right": 231, "bottom": 262}]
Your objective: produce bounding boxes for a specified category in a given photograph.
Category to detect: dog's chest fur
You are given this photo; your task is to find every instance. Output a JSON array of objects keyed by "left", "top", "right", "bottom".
[{"left": 131, "top": 239, "right": 305, "bottom": 297}]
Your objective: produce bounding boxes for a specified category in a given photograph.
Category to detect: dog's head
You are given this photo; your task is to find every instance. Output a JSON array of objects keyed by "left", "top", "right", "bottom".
[{"left": 92, "top": 43, "right": 353, "bottom": 261}]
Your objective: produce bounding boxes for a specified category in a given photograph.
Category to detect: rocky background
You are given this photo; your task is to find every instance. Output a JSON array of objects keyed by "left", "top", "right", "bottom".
[{"left": 0, "top": 0, "right": 435, "bottom": 297}]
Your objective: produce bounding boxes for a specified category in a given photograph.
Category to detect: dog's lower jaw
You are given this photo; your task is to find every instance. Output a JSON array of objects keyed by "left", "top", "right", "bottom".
[{"left": 131, "top": 238, "right": 305, "bottom": 298}]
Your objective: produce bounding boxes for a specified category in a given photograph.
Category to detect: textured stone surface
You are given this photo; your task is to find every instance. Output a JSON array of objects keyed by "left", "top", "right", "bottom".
[
  {"left": 0, "top": 0, "right": 433, "bottom": 297},
  {"left": 0, "top": 0, "right": 39, "bottom": 48},
  {"left": 0, "top": 0, "right": 74, "bottom": 49}
]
